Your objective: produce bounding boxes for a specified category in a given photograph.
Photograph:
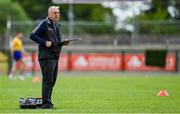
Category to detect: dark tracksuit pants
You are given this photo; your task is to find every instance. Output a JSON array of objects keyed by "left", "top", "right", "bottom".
[{"left": 39, "top": 59, "right": 58, "bottom": 106}]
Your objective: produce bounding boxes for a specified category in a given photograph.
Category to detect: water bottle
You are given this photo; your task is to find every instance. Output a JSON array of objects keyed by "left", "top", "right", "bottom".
[
  {"left": 30, "top": 96, "right": 36, "bottom": 105},
  {"left": 19, "top": 97, "right": 25, "bottom": 105},
  {"left": 26, "top": 96, "right": 31, "bottom": 105}
]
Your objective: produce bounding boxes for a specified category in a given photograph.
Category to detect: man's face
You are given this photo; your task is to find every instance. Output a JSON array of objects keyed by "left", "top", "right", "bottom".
[{"left": 48, "top": 8, "right": 60, "bottom": 22}]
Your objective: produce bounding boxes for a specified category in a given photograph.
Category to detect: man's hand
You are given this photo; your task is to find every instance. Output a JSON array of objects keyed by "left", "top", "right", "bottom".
[
  {"left": 46, "top": 41, "right": 52, "bottom": 47},
  {"left": 63, "top": 39, "right": 69, "bottom": 46}
]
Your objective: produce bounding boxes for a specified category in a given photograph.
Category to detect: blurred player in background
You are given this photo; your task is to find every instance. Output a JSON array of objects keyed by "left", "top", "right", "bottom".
[{"left": 9, "top": 32, "right": 25, "bottom": 80}]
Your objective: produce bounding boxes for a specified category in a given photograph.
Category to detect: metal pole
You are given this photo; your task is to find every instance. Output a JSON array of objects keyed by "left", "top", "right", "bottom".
[
  {"left": 6, "top": 16, "right": 11, "bottom": 49},
  {"left": 131, "top": 16, "right": 139, "bottom": 45},
  {"left": 68, "top": 0, "right": 74, "bottom": 39}
]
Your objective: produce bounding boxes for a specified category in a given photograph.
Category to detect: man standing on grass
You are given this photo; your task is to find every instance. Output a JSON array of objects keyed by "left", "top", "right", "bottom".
[{"left": 30, "top": 6, "right": 69, "bottom": 109}]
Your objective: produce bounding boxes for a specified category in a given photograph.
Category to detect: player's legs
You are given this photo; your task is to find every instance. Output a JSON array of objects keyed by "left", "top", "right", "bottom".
[
  {"left": 17, "top": 60, "right": 25, "bottom": 80},
  {"left": 9, "top": 60, "right": 16, "bottom": 79},
  {"left": 10, "top": 51, "right": 24, "bottom": 80}
]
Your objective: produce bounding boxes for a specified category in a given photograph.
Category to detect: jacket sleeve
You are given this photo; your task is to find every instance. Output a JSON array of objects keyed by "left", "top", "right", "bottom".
[
  {"left": 30, "top": 20, "right": 47, "bottom": 45},
  {"left": 58, "top": 42, "right": 64, "bottom": 47}
]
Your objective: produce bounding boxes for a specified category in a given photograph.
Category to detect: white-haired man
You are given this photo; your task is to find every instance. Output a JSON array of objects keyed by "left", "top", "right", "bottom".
[{"left": 30, "top": 6, "right": 69, "bottom": 109}]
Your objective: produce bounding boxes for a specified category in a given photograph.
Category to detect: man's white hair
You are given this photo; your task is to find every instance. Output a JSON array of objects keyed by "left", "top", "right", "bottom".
[{"left": 48, "top": 6, "right": 59, "bottom": 13}]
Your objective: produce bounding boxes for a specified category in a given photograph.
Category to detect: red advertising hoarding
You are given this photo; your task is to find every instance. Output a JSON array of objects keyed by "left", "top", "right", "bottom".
[
  {"left": 20, "top": 52, "right": 176, "bottom": 72},
  {"left": 124, "top": 53, "right": 176, "bottom": 71},
  {"left": 69, "top": 53, "right": 122, "bottom": 71},
  {"left": 59, "top": 53, "right": 69, "bottom": 71}
]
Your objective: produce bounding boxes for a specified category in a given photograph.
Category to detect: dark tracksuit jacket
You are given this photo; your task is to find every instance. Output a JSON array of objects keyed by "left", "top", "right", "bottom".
[{"left": 30, "top": 17, "right": 63, "bottom": 106}]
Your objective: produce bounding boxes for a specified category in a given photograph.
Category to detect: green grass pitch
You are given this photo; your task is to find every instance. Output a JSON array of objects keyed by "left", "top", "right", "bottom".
[{"left": 0, "top": 72, "right": 180, "bottom": 113}]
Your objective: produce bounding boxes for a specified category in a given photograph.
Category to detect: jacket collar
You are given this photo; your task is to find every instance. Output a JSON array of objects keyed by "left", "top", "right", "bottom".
[
  {"left": 46, "top": 17, "right": 61, "bottom": 27},
  {"left": 46, "top": 17, "right": 53, "bottom": 25}
]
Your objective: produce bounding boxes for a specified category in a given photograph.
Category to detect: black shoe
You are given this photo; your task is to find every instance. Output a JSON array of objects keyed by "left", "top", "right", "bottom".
[{"left": 41, "top": 104, "right": 53, "bottom": 109}]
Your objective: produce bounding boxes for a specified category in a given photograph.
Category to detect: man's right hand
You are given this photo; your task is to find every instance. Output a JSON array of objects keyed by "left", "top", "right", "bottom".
[{"left": 46, "top": 41, "right": 52, "bottom": 47}]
